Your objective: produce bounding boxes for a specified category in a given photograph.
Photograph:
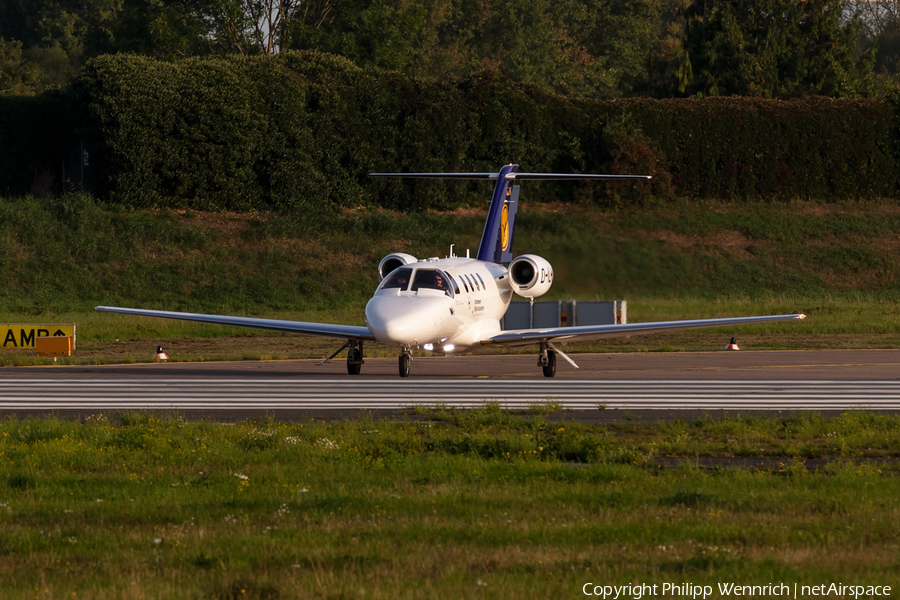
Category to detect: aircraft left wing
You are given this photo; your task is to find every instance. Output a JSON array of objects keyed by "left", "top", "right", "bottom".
[
  {"left": 94, "top": 307, "right": 376, "bottom": 341},
  {"left": 482, "top": 313, "right": 805, "bottom": 347}
]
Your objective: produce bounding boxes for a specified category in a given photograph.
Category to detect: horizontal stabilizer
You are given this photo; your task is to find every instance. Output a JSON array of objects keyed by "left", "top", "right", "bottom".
[
  {"left": 369, "top": 172, "right": 498, "bottom": 179},
  {"left": 368, "top": 172, "right": 651, "bottom": 180},
  {"left": 508, "top": 173, "right": 651, "bottom": 180},
  {"left": 369, "top": 165, "right": 652, "bottom": 264}
]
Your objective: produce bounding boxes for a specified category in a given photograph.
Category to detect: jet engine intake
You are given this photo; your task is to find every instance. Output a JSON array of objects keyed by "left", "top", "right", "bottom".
[
  {"left": 508, "top": 254, "right": 553, "bottom": 298},
  {"left": 378, "top": 253, "right": 418, "bottom": 280}
]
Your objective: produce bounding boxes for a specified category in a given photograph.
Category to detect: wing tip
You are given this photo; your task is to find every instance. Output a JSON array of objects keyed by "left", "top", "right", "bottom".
[{"left": 798, "top": 314, "right": 806, "bottom": 320}]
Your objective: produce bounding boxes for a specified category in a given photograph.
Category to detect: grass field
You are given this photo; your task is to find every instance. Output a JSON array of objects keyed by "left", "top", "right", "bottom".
[
  {"left": 1, "top": 193, "right": 900, "bottom": 365},
  {"left": 0, "top": 193, "right": 899, "bottom": 362},
  {"left": 3, "top": 193, "right": 900, "bottom": 312},
  {"left": 1, "top": 409, "right": 899, "bottom": 599}
]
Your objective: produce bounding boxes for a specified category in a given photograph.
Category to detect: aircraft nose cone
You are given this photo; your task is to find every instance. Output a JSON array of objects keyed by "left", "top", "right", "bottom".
[{"left": 365, "top": 295, "right": 452, "bottom": 346}]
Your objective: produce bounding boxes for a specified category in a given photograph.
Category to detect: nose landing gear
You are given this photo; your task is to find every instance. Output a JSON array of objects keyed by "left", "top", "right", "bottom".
[
  {"left": 399, "top": 348, "right": 412, "bottom": 377},
  {"left": 347, "top": 341, "right": 364, "bottom": 375}
]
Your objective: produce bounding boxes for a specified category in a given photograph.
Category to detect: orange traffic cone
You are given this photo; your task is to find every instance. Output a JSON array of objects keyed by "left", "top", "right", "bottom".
[
  {"left": 154, "top": 345, "right": 169, "bottom": 360},
  {"left": 724, "top": 337, "right": 740, "bottom": 350}
]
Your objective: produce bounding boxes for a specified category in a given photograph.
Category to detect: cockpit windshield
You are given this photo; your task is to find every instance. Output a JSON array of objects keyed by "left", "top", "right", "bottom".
[
  {"left": 412, "top": 269, "right": 454, "bottom": 297},
  {"left": 381, "top": 268, "right": 413, "bottom": 291}
]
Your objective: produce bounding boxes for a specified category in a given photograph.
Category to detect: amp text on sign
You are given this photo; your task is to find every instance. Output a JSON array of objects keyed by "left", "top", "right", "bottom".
[{"left": 0, "top": 324, "right": 76, "bottom": 349}]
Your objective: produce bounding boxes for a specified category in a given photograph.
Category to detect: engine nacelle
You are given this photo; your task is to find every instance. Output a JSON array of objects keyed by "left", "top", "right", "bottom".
[
  {"left": 378, "top": 253, "right": 418, "bottom": 280},
  {"left": 508, "top": 254, "right": 553, "bottom": 298}
]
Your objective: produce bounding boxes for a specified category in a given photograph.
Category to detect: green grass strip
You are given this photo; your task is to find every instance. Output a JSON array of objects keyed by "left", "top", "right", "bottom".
[{"left": 0, "top": 411, "right": 898, "bottom": 598}]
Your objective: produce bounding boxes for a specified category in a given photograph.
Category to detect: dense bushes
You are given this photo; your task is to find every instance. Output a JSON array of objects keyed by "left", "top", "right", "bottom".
[
  {"left": 2, "top": 51, "right": 898, "bottom": 210},
  {"left": 580, "top": 96, "right": 897, "bottom": 202}
]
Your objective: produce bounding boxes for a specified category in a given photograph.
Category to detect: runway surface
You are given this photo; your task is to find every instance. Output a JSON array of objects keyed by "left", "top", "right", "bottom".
[
  {"left": 0, "top": 378, "right": 898, "bottom": 410},
  {"left": 0, "top": 350, "right": 899, "bottom": 419},
  {"left": 4, "top": 348, "right": 900, "bottom": 380}
]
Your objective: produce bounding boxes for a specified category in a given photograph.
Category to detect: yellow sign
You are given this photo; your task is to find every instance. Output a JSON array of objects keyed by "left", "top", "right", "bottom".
[
  {"left": 0, "top": 324, "right": 76, "bottom": 349},
  {"left": 500, "top": 204, "right": 510, "bottom": 251}
]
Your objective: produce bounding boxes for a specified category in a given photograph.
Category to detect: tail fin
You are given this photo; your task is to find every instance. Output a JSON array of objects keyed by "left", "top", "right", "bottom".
[{"left": 477, "top": 164, "right": 519, "bottom": 263}]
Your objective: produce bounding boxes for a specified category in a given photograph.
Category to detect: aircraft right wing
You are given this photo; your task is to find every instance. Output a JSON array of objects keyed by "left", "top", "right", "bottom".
[
  {"left": 481, "top": 313, "right": 805, "bottom": 348},
  {"left": 94, "top": 306, "right": 376, "bottom": 341}
]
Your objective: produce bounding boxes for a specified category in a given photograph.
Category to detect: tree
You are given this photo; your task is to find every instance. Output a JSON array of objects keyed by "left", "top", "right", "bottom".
[
  {"left": 855, "top": 0, "right": 900, "bottom": 75},
  {"left": 284, "top": 0, "right": 678, "bottom": 99},
  {"left": 198, "top": 0, "right": 304, "bottom": 55},
  {"left": 0, "top": 37, "right": 41, "bottom": 93},
  {"left": 681, "top": 0, "right": 874, "bottom": 98},
  {"left": 285, "top": 0, "right": 427, "bottom": 70}
]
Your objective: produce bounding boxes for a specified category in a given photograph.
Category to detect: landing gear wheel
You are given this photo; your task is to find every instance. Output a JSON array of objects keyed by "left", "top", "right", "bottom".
[
  {"left": 542, "top": 350, "right": 557, "bottom": 378},
  {"left": 399, "top": 353, "right": 411, "bottom": 378},
  {"left": 347, "top": 348, "right": 362, "bottom": 375}
]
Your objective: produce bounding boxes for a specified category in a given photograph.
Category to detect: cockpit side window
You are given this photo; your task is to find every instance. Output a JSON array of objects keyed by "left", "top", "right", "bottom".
[
  {"left": 448, "top": 275, "right": 461, "bottom": 295},
  {"left": 412, "top": 269, "right": 454, "bottom": 297},
  {"left": 381, "top": 267, "right": 413, "bottom": 290}
]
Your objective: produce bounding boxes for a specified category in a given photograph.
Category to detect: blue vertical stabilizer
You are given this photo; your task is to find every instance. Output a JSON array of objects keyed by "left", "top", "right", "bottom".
[{"left": 477, "top": 164, "right": 519, "bottom": 263}]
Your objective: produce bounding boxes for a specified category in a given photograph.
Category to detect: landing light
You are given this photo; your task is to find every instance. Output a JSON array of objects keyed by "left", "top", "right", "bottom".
[
  {"left": 423, "top": 343, "right": 434, "bottom": 351},
  {"left": 442, "top": 344, "right": 455, "bottom": 353}
]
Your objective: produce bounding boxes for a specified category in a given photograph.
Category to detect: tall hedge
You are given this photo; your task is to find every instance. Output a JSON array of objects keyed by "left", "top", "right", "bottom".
[
  {"left": 71, "top": 54, "right": 318, "bottom": 210},
  {"left": 585, "top": 97, "right": 897, "bottom": 201},
  {"left": 3, "top": 51, "right": 899, "bottom": 209}
]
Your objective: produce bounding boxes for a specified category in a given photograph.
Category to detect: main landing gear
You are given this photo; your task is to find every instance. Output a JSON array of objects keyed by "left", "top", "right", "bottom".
[
  {"left": 399, "top": 348, "right": 412, "bottom": 377},
  {"left": 346, "top": 341, "right": 364, "bottom": 375},
  {"left": 538, "top": 343, "right": 557, "bottom": 378}
]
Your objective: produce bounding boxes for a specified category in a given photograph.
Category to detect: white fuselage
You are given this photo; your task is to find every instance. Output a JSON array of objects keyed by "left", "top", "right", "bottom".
[{"left": 364, "top": 257, "right": 512, "bottom": 353}]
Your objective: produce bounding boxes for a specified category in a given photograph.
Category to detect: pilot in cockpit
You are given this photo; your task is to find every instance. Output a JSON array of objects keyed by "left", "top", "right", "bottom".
[{"left": 410, "top": 269, "right": 453, "bottom": 297}]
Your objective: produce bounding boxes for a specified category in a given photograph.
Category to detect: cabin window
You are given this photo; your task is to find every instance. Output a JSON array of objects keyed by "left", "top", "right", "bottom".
[
  {"left": 381, "top": 267, "right": 413, "bottom": 291},
  {"left": 411, "top": 269, "right": 454, "bottom": 297},
  {"left": 475, "top": 273, "right": 486, "bottom": 289},
  {"left": 463, "top": 274, "right": 476, "bottom": 291},
  {"left": 459, "top": 275, "right": 470, "bottom": 293}
]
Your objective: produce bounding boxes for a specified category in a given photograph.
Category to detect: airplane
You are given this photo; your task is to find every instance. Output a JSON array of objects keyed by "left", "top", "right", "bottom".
[{"left": 96, "top": 164, "right": 805, "bottom": 377}]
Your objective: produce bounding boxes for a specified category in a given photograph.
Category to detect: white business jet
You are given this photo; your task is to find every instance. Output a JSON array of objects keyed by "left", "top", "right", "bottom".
[{"left": 97, "top": 164, "right": 805, "bottom": 377}]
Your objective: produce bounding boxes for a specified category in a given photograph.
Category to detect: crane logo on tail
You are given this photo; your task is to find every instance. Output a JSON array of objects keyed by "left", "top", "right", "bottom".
[{"left": 501, "top": 204, "right": 510, "bottom": 252}]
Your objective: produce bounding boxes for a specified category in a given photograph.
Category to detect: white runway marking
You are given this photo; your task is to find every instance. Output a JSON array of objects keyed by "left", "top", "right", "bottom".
[{"left": 0, "top": 379, "right": 898, "bottom": 410}]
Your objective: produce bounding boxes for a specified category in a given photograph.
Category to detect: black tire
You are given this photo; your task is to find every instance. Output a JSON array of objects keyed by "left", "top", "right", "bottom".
[
  {"left": 542, "top": 350, "right": 557, "bottom": 378},
  {"left": 347, "top": 349, "right": 362, "bottom": 375},
  {"left": 399, "top": 353, "right": 411, "bottom": 377}
]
